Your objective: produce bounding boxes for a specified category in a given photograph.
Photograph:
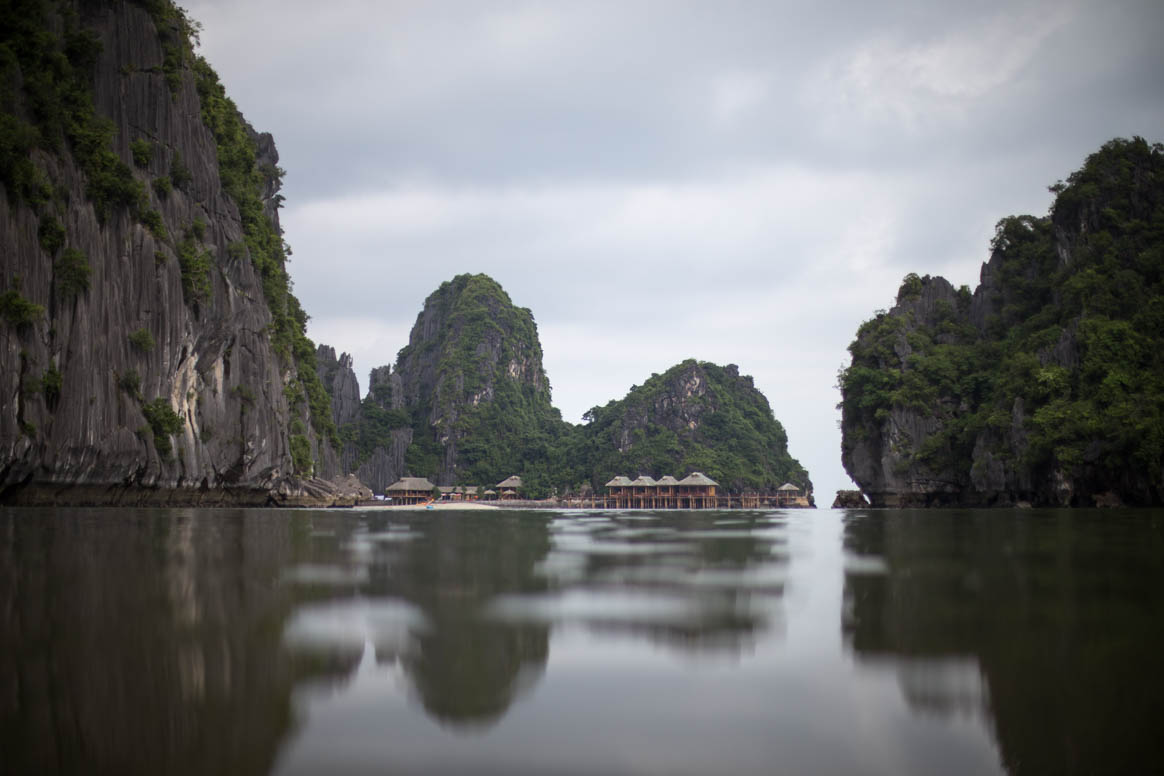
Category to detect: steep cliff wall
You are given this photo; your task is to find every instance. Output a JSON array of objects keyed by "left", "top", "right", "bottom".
[
  {"left": 567, "top": 360, "right": 811, "bottom": 495},
  {"left": 840, "top": 138, "right": 1164, "bottom": 507},
  {"left": 0, "top": 0, "right": 337, "bottom": 503}
]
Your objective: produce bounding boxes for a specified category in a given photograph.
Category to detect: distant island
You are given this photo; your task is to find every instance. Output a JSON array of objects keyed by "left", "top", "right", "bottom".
[
  {"left": 0, "top": 0, "right": 809, "bottom": 506},
  {"left": 839, "top": 138, "right": 1164, "bottom": 507}
]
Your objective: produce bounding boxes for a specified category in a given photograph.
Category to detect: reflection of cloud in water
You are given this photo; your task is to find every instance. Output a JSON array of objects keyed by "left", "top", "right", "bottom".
[
  {"left": 895, "top": 658, "right": 990, "bottom": 719},
  {"left": 486, "top": 589, "right": 779, "bottom": 655},
  {"left": 843, "top": 553, "right": 889, "bottom": 575},
  {"left": 281, "top": 564, "right": 369, "bottom": 587},
  {"left": 283, "top": 599, "right": 426, "bottom": 656}
]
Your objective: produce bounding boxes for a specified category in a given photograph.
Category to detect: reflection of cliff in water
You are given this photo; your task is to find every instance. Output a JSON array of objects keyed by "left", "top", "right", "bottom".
[
  {"left": 0, "top": 508, "right": 355, "bottom": 776},
  {"left": 841, "top": 509, "right": 1164, "bottom": 775},
  {"left": 364, "top": 512, "right": 553, "bottom": 729}
]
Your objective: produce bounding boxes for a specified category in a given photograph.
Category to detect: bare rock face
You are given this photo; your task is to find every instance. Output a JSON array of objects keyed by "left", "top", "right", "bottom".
[
  {"left": 0, "top": 2, "right": 331, "bottom": 504},
  {"left": 316, "top": 345, "right": 362, "bottom": 428},
  {"left": 832, "top": 490, "right": 870, "bottom": 508}
]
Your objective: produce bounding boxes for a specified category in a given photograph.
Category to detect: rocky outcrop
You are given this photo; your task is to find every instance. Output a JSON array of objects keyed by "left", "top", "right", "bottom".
[
  {"left": 0, "top": 1, "right": 336, "bottom": 504},
  {"left": 390, "top": 273, "right": 561, "bottom": 486},
  {"left": 316, "top": 345, "right": 361, "bottom": 428},
  {"left": 576, "top": 360, "right": 811, "bottom": 495},
  {"left": 832, "top": 490, "right": 870, "bottom": 508},
  {"left": 840, "top": 138, "right": 1164, "bottom": 507}
]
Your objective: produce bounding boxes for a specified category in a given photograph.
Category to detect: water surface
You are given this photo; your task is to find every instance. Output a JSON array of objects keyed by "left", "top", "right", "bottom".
[{"left": 1, "top": 507, "right": 1161, "bottom": 775}]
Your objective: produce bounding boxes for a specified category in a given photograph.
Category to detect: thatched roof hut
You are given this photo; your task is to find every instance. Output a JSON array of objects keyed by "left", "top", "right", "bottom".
[
  {"left": 387, "top": 477, "right": 435, "bottom": 492},
  {"left": 605, "top": 476, "right": 634, "bottom": 488},
  {"left": 497, "top": 475, "right": 523, "bottom": 489},
  {"left": 677, "top": 472, "right": 719, "bottom": 487}
]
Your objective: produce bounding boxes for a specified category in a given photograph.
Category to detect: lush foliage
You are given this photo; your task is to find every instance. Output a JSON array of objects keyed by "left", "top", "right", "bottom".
[
  {"left": 559, "top": 360, "right": 811, "bottom": 494},
  {"left": 130, "top": 138, "right": 152, "bottom": 167},
  {"left": 839, "top": 137, "right": 1164, "bottom": 501},
  {"left": 0, "top": 285, "right": 44, "bottom": 327},
  {"left": 54, "top": 247, "right": 90, "bottom": 298},
  {"left": 387, "top": 274, "right": 565, "bottom": 494},
  {"left": 141, "top": 397, "right": 184, "bottom": 459},
  {"left": 128, "top": 327, "right": 155, "bottom": 352}
]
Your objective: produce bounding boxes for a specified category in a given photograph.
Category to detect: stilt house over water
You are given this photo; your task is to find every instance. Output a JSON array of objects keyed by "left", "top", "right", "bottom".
[{"left": 604, "top": 472, "right": 719, "bottom": 509}]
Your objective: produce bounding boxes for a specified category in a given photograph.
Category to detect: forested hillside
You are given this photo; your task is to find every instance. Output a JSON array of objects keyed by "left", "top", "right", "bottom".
[{"left": 840, "top": 138, "right": 1164, "bottom": 507}]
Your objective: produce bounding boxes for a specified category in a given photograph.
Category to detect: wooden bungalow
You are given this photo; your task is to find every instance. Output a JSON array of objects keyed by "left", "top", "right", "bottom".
[
  {"left": 497, "top": 475, "right": 523, "bottom": 500},
  {"left": 604, "top": 476, "right": 634, "bottom": 508},
  {"left": 386, "top": 476, "right": 436, "bottom": 505},
  {"left": 629, "top": 475, "right": 658, "bottom": 508},
  {"left": 656, "top": 475, "right": 679, "bottom": 508},
  {"left": 676, "top": 472, "right": 718, "bottom": 509}
]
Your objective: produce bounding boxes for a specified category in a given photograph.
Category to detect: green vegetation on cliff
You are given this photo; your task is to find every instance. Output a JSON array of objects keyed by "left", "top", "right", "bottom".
[
  {"left": 341, "top": 274, "right": 810, "bottom": 499},
  {"left": 560, "top": 360, "right": 811, "bottom": 494},
  {"left": 394, "top": 274, "right": 565, "bottom": 491},
  {"left": 840, "top": 137, "right": 1164, "bottom": 505}
]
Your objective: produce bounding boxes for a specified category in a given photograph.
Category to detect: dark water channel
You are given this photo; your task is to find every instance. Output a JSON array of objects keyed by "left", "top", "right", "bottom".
[{"left": 2, "top": 507, "right": 1162, "bottom": 775}]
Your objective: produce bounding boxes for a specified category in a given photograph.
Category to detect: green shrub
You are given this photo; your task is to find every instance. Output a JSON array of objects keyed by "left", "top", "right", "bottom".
[
  {"left": 141, "top": 397, "right": 184, "bottom": 458},
  {"left": 289, "top": 433, "right": 312, "bottom": 475},
  {"left": 42, "top": 363, "right": 62, "bottom": 407},
  {"left": 37, "top": 216, "right": 65, "bottom": 256},
  {"left": 128, "top": 327, "right": 155, "bottom": 352},
  {"left": 130, "top": 138, "right": 153, "bottom": 167},
  {"left": 0, "top": 288, "right": 45, "bottom": 328},
  {"left": 55, "top": 248, "right": 90, "bottom": 298},
  {"left": 141, "top": 208, "right": 167, "bottom": 239},
  {"left": 169, "top": 151, "right": 192, "bottom": 190},
  {"left": 176, "top": 229, "right": 211, "bottom": 303},
  {"left": 152, "top": 176, "right": 171, "bottom": 198},
  {"left": 118, "top": 370, "right": 142, "bottom": 399}
]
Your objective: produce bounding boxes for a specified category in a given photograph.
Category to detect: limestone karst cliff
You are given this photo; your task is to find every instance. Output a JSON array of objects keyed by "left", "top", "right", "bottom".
[
  {"left": 375, "top": 273, "right": 561, "bottom": 488},
  {"left": 0, "top": 0, "right": 338, "bottom": 503},
  {"left": 327, "top": 275, "right": 812, "bottom": 498},
  {"left": 839, "top": 138, "right": 1164, "bottom": 507}
]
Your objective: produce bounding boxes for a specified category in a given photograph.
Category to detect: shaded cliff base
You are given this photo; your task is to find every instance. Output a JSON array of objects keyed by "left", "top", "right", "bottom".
[{"left": 0, "top": 473, "right": 372, "bottom": 508}]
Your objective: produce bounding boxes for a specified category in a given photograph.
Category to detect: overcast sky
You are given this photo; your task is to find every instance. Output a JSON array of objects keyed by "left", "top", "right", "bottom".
[{"left": 184, "top": 0, "right": 1164, "bottom": 499}]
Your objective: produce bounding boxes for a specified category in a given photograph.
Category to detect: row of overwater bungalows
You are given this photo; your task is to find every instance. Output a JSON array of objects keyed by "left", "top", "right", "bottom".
[{"left": 604, "top": 473, "right": 807, "bottom": 509}]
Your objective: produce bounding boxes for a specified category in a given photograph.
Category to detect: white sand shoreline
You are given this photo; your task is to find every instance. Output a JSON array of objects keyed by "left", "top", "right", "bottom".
[{"left": 350, "top": 501, "right": 502, "bottom": 511}]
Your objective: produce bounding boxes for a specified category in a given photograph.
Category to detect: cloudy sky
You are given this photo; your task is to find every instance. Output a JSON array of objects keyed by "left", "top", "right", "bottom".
[{"left": 184, "top": 0, "right": 1164, "bottom": 498}]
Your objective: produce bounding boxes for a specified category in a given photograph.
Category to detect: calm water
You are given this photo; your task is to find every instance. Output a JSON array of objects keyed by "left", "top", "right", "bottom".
[{"left": 2, "top": 507, "right": 1163, "bottom": 775}]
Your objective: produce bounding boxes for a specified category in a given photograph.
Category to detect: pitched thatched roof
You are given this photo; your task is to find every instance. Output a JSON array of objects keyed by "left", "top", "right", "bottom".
[
  {"left": 778, "top": 483, "right": 800, "bottom": 491},
  {"left": 605, "top": 476, "right": 633, "bottom": 487},
  {"left": 656, "top": 475, "right": 680, "bottom": 485},
  {"left": 678, "top": 471, "right": 719, "bottom": 487},
  {"left": 630, "top": 475, "right": 658, "bottom": 487},
  {"left": 387, "top": 477, "right": 435, "bottom": 491},
  {"left": 484, "top": 489, "right": 496, "bottom": 495},
  {"left": 497, "top": 475, "right": 523, "bottom": 488}
]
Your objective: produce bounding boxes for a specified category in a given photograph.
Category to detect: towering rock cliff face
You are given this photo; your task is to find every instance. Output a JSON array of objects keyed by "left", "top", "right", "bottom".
[
  {"left": 567, "top": 360, "right": 811, "bottom": 495},
  {"left": 389, "top": 273, "right": 562, "bottom": 487},
  {"left": 0, "top": 1, "right": 336, "bottom": 503},
  {"left": 840, "top": 138, "right": 1164, "bottom": 507}
]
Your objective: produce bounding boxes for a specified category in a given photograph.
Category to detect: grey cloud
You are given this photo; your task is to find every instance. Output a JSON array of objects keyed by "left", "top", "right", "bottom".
[{"left": 186, "top": 0, "right": 1164, "bottom": 498}]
